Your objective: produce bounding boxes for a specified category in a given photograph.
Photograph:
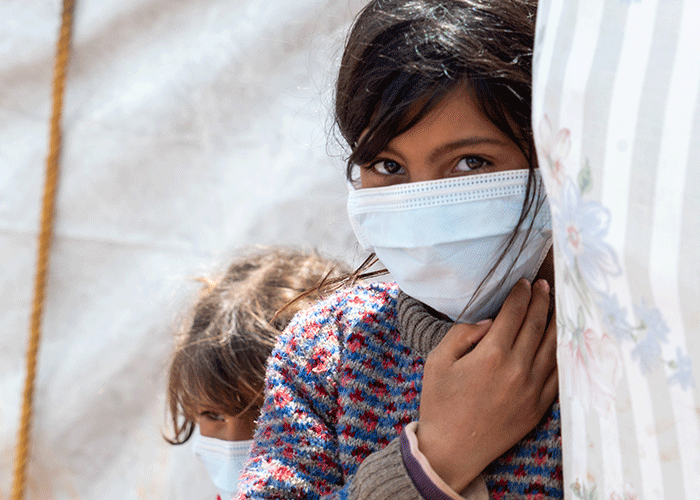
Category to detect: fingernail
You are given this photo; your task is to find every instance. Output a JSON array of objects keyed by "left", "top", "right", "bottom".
[
  {"left": 476, "top": 318, "right": 492, "bottom": 325},
  {"left": 538, "top": 279, "right": 550, "bottom": 293}
]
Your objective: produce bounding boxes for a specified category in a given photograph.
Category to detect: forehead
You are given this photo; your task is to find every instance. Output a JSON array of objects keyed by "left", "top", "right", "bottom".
[
  {"left": 183, "top": 384, "right": 239, "bottom": 413},
  {"left": 388, "top": 86, "right": 511, "bottom": 153}
]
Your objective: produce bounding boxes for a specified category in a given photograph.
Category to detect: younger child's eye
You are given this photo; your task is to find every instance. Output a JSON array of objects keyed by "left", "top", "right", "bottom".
[
  {"left": 455, "top": 156, "right": 491, "bottom": 172},
  {"left": 368, "top": 159, "right": 404, "bottom": 176},
  {"left": 200, "top": 411, "right": 225, "bottom": 422}
]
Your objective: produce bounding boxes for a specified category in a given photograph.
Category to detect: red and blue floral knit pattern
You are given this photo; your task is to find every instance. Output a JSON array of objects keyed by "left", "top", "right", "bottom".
[{"left": 236, "top": 282, "right": 562, "bottom": 499}]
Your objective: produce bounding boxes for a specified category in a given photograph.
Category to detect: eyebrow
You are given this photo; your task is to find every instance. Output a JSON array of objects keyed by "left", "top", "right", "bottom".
[
  {"left": 427, "top": 137, "right": 509, "bottom": 163},
  {"left": 380, "top": 136, "right": 508, "bottom": 163}
]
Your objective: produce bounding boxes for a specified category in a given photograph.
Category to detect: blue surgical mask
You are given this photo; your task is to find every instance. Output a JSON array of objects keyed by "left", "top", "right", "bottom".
[
  {"left": 347, "top": 170, "right": 552, "bottom": 322},
  {"left": 192, "top": 430, "right": 253, "bottom": 500}
]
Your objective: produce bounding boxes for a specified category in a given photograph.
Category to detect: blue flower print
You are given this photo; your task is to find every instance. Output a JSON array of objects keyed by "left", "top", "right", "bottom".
[
  {"left": 598, "top": 293, "right": 633, "bottom": 343},
  {"left": 631, "top": 332, "right": 663, "bottom": 374},
  {"left": 668, "top": 348, "right": 695, "bottom": 390},
  {"left": 633, "top": 297, "right": 669, "bottom": 344},
  {"left": 630, "top": 297, "right": 669, "bottom": 374},
  {"left": 554, "top": 179, "right": 621, "bottom": 294}
]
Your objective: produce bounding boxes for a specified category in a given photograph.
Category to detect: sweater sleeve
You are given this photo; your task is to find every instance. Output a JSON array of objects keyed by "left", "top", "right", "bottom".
[
  {"left": 233, "top": 291, "right": 425, "bottom": 500},
  {"left": 349, "top": 430, "right": 488, "bottom": 500},
  {"left": 400, "top": 423, "right": 489, "bottom": 500},
  {"left": 234, "top": 304, "right": 343, "bottom": 499}
]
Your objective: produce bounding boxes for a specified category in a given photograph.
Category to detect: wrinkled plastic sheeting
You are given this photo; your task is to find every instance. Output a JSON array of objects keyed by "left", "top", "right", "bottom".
[{"left": 0, "top": 0, "right": 365, "bottom": 498}]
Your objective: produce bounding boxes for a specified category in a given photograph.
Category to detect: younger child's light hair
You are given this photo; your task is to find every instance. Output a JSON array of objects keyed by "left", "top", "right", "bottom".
[{"left": 165, "top": 246, "right": 348, "bottom": 444}]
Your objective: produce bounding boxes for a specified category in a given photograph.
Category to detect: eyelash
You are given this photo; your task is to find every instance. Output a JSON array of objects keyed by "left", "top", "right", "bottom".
[
  {"left": 199, "top": 411, "right": 225, "bottom": 422},
  {"left": 363, "top": 159, "right": 404, "bottom": 176},
  {"left": 455, "top": 156, "right": 492, "bottom": 172},
  {"left": 364, "top": 155, "right": 492, "bottom": 176}
]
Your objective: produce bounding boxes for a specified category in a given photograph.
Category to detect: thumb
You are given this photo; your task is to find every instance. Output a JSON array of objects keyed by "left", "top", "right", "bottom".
[{"left": 439, "top": 319, "right": 493, "bottom": 360}]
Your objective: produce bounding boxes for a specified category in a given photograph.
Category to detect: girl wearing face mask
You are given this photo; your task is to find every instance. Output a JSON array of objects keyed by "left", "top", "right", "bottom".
[
  {"left": 236, "top": 1, "right": 561, "bottom": 499},
  {"left": 164, "top": 247, "right": 348, "bottom": 500}
]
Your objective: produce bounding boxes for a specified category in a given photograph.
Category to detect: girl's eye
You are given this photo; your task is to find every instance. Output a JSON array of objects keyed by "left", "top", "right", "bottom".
[
  {"left": 455, "top": 156, "right": 491, "bottom": 172},
  {"left": 369, "top": 159, "right": 404, "bottom": 176}
]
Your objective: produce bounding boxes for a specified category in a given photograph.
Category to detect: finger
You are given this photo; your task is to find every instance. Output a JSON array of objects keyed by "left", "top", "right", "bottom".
[
  {"left": 487, "top": 278, "right": 531, "bottom": 350},
  {"left": 437, "top": 320, "right": 493, "bottom": 361},
  {"left": 532, "top": 310, "right": 557, "bottom": 379},
  {"left": 512, "top": 279, "right": 551, "bottom": 362},
  {"left": 538, "top": 366, "right": 559, "bottom": 411}
]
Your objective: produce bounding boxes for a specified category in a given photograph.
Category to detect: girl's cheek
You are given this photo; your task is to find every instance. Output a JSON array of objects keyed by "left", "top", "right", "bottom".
[{"left": 196, "top": 418, "right": 217, "bottom": 438}]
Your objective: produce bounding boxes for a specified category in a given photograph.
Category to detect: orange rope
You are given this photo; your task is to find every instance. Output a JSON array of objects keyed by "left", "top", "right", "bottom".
[{"left": 10, "top": 1, "right": 75, "bottom": 498}]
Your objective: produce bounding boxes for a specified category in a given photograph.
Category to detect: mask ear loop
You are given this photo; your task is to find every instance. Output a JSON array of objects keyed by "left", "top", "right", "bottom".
[{"left": 454, "top": 170, "right": 547, "bottom": 323}]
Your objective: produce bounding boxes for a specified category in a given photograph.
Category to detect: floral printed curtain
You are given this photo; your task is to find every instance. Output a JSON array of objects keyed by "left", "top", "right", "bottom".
[{"left": 532, "top": 0, "right": 700, "bottom": 498}]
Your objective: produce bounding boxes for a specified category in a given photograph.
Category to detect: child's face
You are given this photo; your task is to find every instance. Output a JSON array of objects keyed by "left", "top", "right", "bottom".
[
  {"left": 196, "top": 408, "right": 257, "bottom": 441},
  {"left": 359, "top": 86, "right": 528, "bottom": 189}
]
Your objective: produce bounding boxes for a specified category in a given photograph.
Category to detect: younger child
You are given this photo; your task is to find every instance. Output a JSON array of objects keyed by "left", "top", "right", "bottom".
[{"left": 165, "top": 246, "right": 348, "bottom": 500}]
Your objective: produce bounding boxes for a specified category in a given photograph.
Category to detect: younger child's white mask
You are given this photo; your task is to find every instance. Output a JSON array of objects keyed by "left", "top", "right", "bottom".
[
  {"left": 346, "top": 169, "right": 552, "bottom": 322},
  {"left": 192, "top": 430, "right": 253, "bottom": 500}
]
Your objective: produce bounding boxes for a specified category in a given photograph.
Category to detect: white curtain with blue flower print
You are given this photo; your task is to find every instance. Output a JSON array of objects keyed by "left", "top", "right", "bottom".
[{"left": 533, "top": 0, "right": 699, "bottom": 498}]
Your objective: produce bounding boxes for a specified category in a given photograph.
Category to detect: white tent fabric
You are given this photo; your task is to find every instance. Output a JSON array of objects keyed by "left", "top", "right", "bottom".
[{"left": 0, "top": 0, "right": 365, "bottom": 498}]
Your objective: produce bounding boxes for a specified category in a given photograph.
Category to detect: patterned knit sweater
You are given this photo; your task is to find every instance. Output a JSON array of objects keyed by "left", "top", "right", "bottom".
[{"left": 236, "top": 282, "right": 562, "bottom": 499}]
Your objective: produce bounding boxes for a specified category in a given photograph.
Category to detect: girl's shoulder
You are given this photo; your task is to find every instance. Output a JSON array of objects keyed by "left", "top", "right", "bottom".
[
  {"left": 275, "top": 281, "right": 400, "bottom": 355},
  {"left": 334, "top": 279, "right": 400, "bottom": 311},
  {"left": 293, "top": 280, "right": 399, "bottom": 327},
  {"left": 263, "top": 282, "right": 401, "bottom": 402}
]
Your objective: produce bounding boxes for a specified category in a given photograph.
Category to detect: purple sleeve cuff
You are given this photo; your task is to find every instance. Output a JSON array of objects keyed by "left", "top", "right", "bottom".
[{"left": 399, "top": 427, "right": 458, "bottom": 500}]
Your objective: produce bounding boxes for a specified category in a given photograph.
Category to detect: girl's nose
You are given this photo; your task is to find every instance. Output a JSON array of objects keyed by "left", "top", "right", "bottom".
[
  {"left": 408, "top": 164, "right": 448, "bottom": 183},
  {"left": 222, "top": 419, "right": 240, "bottom": 441},
  {"left": 222, "top": 416, "right": 256, "bottom": 441},
  {"left": 409, "top": 171, "right": 444, "bottom": 183}
]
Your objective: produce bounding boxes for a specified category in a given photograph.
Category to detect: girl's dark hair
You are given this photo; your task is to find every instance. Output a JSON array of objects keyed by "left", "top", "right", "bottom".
[
  {"left": 335, "top": 0, "right": 538, "bottom": 175},
  {"left": 165, "top": 246, "right": 348, "bottom": 444},
  {"left": 334, "top": 0, "right": 546, "bottom": 319}
]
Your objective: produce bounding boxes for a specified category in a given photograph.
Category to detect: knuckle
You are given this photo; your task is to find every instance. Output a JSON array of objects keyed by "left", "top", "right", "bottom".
[
  {"left": 485, "top": 344, "right": 507, "bottom": 365},
  {"left": 424, "top": 354, "right": 440, "bottom": 373},
  {"left": 506, "top": 364, "right": 527, "bottom": 388},
  {"left": 426, "top": 342, "right": 447, "bottom": 363},
  {"left": 424, "top": 351, "right": 451, "bottom": 379}
]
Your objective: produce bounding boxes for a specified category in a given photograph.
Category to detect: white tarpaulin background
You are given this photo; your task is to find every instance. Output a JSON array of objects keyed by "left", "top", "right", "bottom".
[{"left": 0, "top": 1, "right": 365, "bottom": 498}]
